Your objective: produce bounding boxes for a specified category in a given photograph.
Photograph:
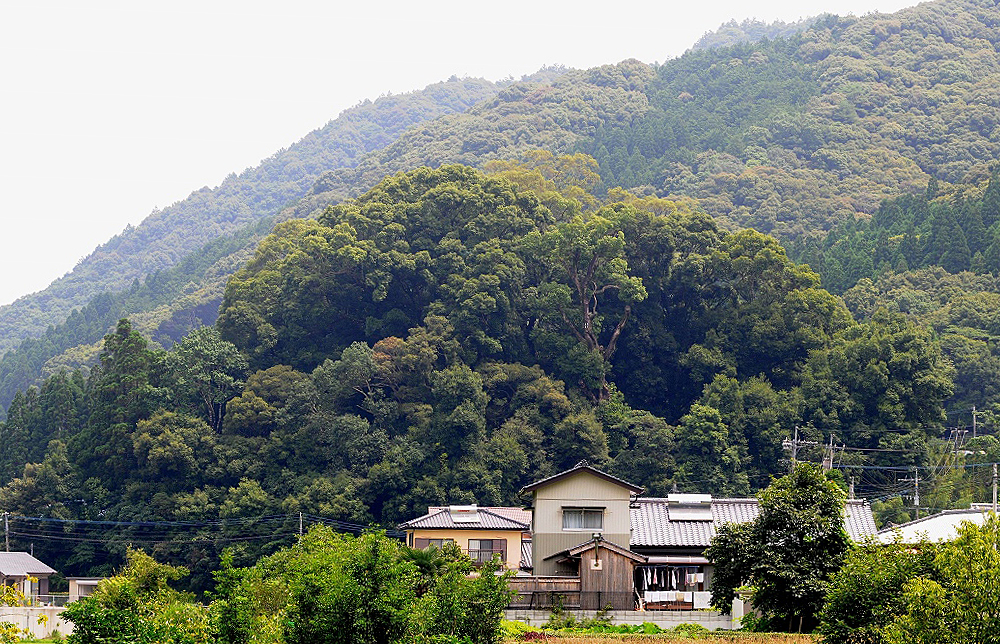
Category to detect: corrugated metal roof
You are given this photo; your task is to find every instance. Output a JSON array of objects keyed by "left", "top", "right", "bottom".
[
  {"left": 630, "top": 498, "right": 877, "bottom": 547},
  {"left": 521, "top": 540, "right": 532, "bottom": 570},
  {"left": 399, "top": 507, "right": 529, "bottom": 531},
  {"left": 0, "top": 552, "right": 56, "bottom": 577}
]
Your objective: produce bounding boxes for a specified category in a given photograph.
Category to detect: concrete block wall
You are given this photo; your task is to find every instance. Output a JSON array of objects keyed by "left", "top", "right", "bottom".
[
  {"left": 504, "top": 608, "right": 737, "bottom": 630},
  {"left": 0, "top": 606, "right": 73, "bottom": 639}
]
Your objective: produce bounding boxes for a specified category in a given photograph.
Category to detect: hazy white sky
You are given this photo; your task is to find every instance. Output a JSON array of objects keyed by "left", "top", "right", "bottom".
[{"left": 0, "top": 0, "right": 918, "bottom": 307}]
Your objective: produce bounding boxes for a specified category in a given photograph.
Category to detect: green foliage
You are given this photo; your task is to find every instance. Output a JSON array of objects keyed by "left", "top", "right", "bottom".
[
  {"left": 268, "top": 528, "right": 417, "bottom": 644},
  {"left": 235, "top": 527, "right": 511, "bottom": 644},
  {"left": 883, "top": 515, "right": 1000, "bottom": 644},
  {"left": 0, "top": 77, "right": 506, "bottom": 358},
  {"left": 794, "top": 173, "right": 1000, "bottom": 295},
  {"left": 692, "top": 17, "right": 822, "bottom": 51},
  {"left": 63, "top": 548, "right": 211, "bottom": 644},
  {"left": 706, "top": 463, "right": 850, "bottom": 631},
  {"left": 818, "top": 538, "right": 937, "bottom": 644},
  {"left": 416, "top": 556, "right": 514, "bottom": 644}
]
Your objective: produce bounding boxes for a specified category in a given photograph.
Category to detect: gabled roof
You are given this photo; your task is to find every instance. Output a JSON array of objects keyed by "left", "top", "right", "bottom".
[
  {"left": 0, "top": 552, "right": 56, "bottom": 577},
  {"left": 399, "top": 507, "right": 530, "bottom": 531},
  {"left": 567, "top": 538, "right": 648, "bottom": 563},
  {"left": 519, "top": 463, "right": 644, "bottom": 495},
  {"left": 543, "top": 537, "right": 647, "bottom": 563},
  {"left": 630, "top": 498, "right": 878, "bottom": 548},
  {"left": 877, "top": 507, "right": 991, "bottom": 543}
]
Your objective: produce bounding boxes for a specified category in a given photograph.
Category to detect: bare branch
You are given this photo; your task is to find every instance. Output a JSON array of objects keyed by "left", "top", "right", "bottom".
[{"left": 604, "top": 305, "right": 631, "bottom": 361}]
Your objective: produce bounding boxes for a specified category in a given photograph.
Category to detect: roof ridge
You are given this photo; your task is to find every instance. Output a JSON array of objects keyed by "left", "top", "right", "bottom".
[
  {"left": 477, "top": 508, "right": 530, "bottom": 527},
  {"left": 878, "top": 507, "right": 991, "bottom": 532}
]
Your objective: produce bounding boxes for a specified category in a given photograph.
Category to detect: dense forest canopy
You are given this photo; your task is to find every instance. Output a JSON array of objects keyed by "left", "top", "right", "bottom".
[{"left": 0, "top": 164, "right": 963, "bottom": 591}]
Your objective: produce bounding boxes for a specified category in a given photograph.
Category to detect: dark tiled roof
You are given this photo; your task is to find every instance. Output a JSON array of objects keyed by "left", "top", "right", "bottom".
[
  {"left": 630, "top": 498, "right": 877, "bottom": 547},
  {"left": 429, "top": 506, "right": 532, "bottom": 526},
  {"left": 399, "top": 507, "right": 529, "bottom": 531},
  {"left": 0, "top": 552, "right": 56, "bottom": 577},
  {"left": 519, "top": 463, "right": 644, "bottom": 495}
]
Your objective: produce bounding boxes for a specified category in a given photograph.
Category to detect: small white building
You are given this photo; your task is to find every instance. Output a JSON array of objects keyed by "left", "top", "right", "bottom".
[{"left": 67, "top": 577, "right": 103, "bottom": 602}]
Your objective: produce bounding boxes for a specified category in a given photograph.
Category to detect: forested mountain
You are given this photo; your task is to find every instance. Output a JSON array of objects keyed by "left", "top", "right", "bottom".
[
  {"left": 301, "top": 0, "right": 1000, "bottom": 243},
  {"left": 691, "top": 17, "right": 822, "bottom": 51},
  {"left": 7, "top": 0, "right": 1000, "bottom": 412},
  {"left": 0, "top": 76, "right": 508, "bottom": 355}
]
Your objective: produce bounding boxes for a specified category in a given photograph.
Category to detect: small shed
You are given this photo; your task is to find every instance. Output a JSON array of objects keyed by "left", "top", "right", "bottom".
[{"left": 550, "top": 537, "right": 646, "bottom": 610}]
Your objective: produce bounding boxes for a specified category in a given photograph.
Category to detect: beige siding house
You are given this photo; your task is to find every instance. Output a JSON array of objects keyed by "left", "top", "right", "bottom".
[
  {"left": 520, "top": 463, "right": 643, "bottom": 576},
  {"left": 399, "top": 505, "right": 530, "bottom": 570}
]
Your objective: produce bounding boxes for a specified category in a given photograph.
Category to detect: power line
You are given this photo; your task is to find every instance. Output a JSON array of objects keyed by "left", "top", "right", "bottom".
[{"left": 3, "top": 512, "right": 405, "bottom": 550}]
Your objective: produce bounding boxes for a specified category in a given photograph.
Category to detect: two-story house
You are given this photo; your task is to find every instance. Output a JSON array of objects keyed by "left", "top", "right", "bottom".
[{"left": 399, "top": 505, "right": 531, "bottom": 570}]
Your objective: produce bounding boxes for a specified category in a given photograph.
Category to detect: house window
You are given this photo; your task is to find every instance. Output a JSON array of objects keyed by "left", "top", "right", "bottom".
[
  {"left": 562, "top": 508, "right": 604, "bottom": 530},
  {"left": 413, "top": 537, "right": 455, "bottom": 550},
  {"left": 468, "top": 539, "right": 505, "bottom": 565}
]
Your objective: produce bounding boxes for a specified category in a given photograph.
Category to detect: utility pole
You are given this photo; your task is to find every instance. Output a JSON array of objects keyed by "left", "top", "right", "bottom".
[
  {"left": 849, "top": 475, "right": 855, "bottom": 500},
  {"left": 973, "top": 405, "right": 978, "bottom": 440},
  {"left": 782, "top": 426, "right": 818, "bottom": 471},
  {"left": 299, "top": 512, "right": 303, "bottom": 537},
  {"left": 901, "top": 468, "right": 920, "bottom": 519},
  {"left": 993, "top": 463, "right": 997, "bottom": 513},
  {"left": 822, "top": 434, "right": 835, "bottom": 472},
  {"left": 4, "top": 512, "right": 8, "bottom": 552}
]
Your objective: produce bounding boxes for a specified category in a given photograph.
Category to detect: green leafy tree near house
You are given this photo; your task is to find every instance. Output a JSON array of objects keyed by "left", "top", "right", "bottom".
[
  {"left": 230, "top": 527, "right": 512, "bottom": 644},
  {"left": 818, "top": 537, "right": 937, "bottom": 644},
  {"left": 706, "top": 463, "right": 849, "bottom": 632},
  {"left": 882, "top": 514, "right": 1000, "bottom": 644},
  {"left": 63, "top": 548, "right": 211, "bottom": 644}
]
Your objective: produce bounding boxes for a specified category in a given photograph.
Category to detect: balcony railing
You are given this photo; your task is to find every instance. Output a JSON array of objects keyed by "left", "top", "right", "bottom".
[
  {"left": 11, "top": 594, "right": 72, "bottom": 607},
  {"left": 466, "top": 548, "right": 504, "bottom": 565}
]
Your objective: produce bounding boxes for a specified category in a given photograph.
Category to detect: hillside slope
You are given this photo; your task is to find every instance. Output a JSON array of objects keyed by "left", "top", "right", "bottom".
[
  {"left": 298, "top": 0, "right": 1000, "bottom": 244},
  {"left": 7, "top": 0, "right": 1000, "bottom": 413},
  {"left": 0, "top": 76, "right": 506, "bottom": 355}
]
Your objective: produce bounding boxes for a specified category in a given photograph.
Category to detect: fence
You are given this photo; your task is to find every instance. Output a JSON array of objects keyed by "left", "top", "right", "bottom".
[
  {"left": 508, "top": 590, "right": 637, "bottom": 611},
  {"left": 9, "top": 594, "right": 71, "bottom": 607},
  {"left": 508, "top": 589, "right": 714, "bottom": 612}
]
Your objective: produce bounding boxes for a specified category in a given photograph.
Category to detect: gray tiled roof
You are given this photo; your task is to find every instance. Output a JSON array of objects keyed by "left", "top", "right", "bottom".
[
  {"left": 399, "top": 507, "right": 530, "bottom": 531},
  {"left": 429, "top": 506, "right": 532, "bottom": 526},
  {"left": 0, "top": 552, "right": 56, "bottom": 577},
  {"left": 630, "top": 498, "right": 877, "bottom": 547}
]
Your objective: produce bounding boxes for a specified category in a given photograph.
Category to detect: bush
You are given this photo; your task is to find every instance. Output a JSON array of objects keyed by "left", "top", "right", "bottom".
[
  {"left": 499, "top": 620, "right": 539, "bottom": 639},
  {"left": 229, "top": 528, "right": 512, "bottom": 644},
  {"left": 817, "top": 537, "right": 936, "bottom": 644},
  {"left": 63, "top": 548, "right": 211, "bottom": 644}
]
